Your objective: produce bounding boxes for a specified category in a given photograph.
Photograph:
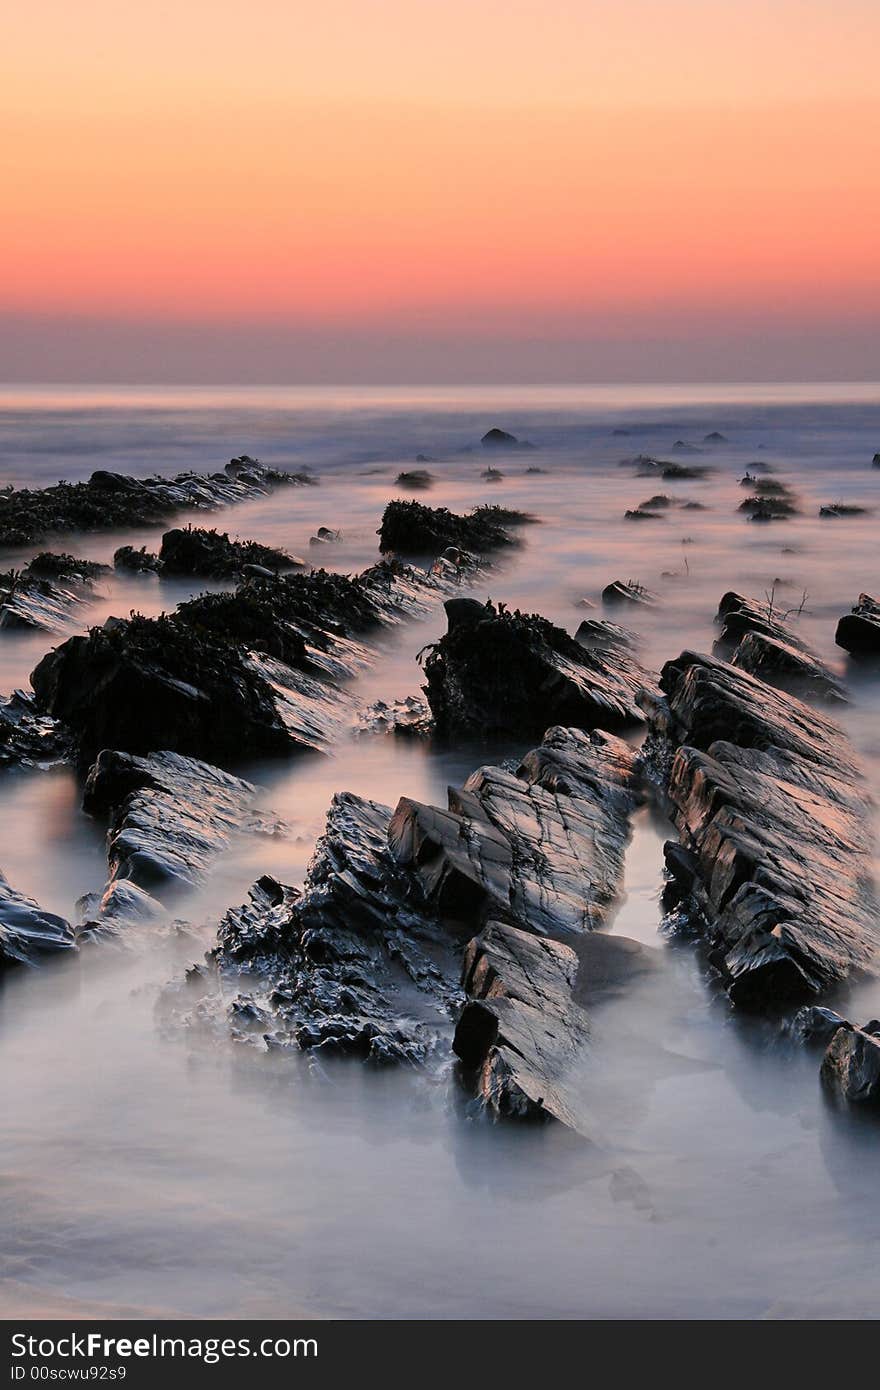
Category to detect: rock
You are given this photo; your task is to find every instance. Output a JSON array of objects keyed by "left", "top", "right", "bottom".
[
  {"left": 395, "top": 469, "right": 434, "bottom": 490},
  {"left": 159, "top": 526, "right": 301, "bottom": 577},
  {"left": 716, "top": 592, "right": 845, "bottom": 703},
  {"left": 873, "top": 453, "right": 880, "bottom": 468},
  {"left": 574, "top": 619, "right": 638, "bottom": 651},
  {"left": 651, "top": 650, "right": 878, "bottom": 1007},
  {"left": 835, "top": 594, "right": 880, "bottom": 659},
  {"left": 0, "top": 553, "right": 107, "bottom": 634},
  {"left": 0, "top": 460, "right": 313, "bottom": 549},
  {"left": 0, "top": 690, "right": 68, "bottom": 767},
  {"left": 114, "top": 544, "right": 162, "bottom": 573},
  {"left": 378, "top": 500, "right": 535, "bottom": 555},
  {"left": 638, "top": 495, "right": 675, "bottom": 510},
  {"left": 819, "top": 503, "right": 870, "bottom": 518},
  {"left": 181, "top": 725, "right": 644, "bottom": 1137},
  {"left": 624, "top": 509, "right": 664, "bottom": 521},
  {"left": 356, "top": 696, "right": 432, "bottom": 739},
  {"left": 82, "top": 749, "right": 270, "bottom": 922},
  {"left": 602, "top": 579, "right": 656, "bottom": 607},
  {"left": 0, "top": 871, "right": 76, "bottom": 968},
  {"left": 309, "top": 527, "right": 342, "bottom": 547},
  {"left": 481, "top": 467, "right": 504, "bottom": 483},
  {"left": 703, "top": 432, "right": 727, "bottom": 443},
  {"left": 389, "top": 727, "right": 640, "bottom": 937},
  {"left": 788, "top": 1005, "right": 850, "bottom": 1048},
  {"left": 421, "top": 599, "right": 651, "bottom": 741},
  {"left": 31, "top": 561, "right": 464, "bottom": 765},
  {"left": 480, "top": 428, "right": 534, "bottom": 450},
  {"left": 821, "top": 1027, "right": 880, "bottom": 1107},
  {"left": 661, "top": 462, "right": 708, "bottom": 479}
]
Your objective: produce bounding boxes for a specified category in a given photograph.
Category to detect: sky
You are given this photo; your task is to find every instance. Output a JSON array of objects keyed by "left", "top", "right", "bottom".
[{"left": 3, "top": 0, "right": 879, "bottom": 383}]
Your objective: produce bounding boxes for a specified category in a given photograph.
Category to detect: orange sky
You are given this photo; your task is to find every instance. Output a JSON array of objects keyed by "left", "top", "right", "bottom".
[{"left": 3, "top": 1, "right": 879, "bottom": 378}]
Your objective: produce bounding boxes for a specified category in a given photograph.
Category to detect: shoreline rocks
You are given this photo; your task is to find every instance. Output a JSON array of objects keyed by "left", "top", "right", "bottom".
[
  {"left": 378, "top": 499, "right": 534, "bottom": 556},
  {"left": 0, "top": 553, "right": 108, "bottom": 634},
  {"left": 0, "top": 459, "right": 313, "bottom": 549},
  {"left": 0, "top": 871, "right": 76, "bottom": 969},
  {"left": 421, "top": 599, "right": 652, "bottom": 741},
  {"left": 836, "top": 594, "right": 880, "bottom": 660}
]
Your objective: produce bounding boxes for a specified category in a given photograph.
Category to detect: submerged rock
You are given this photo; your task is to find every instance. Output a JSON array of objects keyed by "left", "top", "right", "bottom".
[
  {"left": 819, "top": 503, "right": 870, "bottom": 518},
  {"left": 395, "top": 469, "right": 435, "bottom": 490},
  {"left": 421, "top": 598, "right": 651, "bottom": 741},
  {"left": 0, "top": 460, "right": 313, "bottom": 549},
  {"left": 602, "top": 579, "right": 656, "bottom": 607},
  {"left": 836, "top": 594, "right": 880, "bottom": 660},
  {"left": 378, "top": 499, "right": 534, "bottom": 555},
  {"left": 651, "top": 650, "right": 878, "bottom": 1007},
  {"left": 0, "top": 871, "right": 76, "bottom": 968}
]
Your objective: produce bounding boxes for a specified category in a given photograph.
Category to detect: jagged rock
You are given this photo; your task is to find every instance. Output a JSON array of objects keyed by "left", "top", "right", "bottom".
[
  {"left": 574, "top": 618, "right": 638, "bottom": 651},
  {"left": 0, "top": 871, "right": 76, "bottom": 968},
  {"left": 624, "top": 509, "right": 664, "bottom": 521},
  {"left": 716, "top": 592, "right": 844, "bottom": 702},
  {"left": 390, "top": 727, "right": 640, "bottom": 936},
  {"left": 178, "top": 727, "right": 643, "bottom": 1136},
  {"left": 787, "top": 1005, "right": 850, "bottom": 1048},
  {"left": 378, "top": 499, "right": 534, "bottom": 555},
  {"left": 82, "top": 749, "right": 272, "bottom": 922},
  {"left": 31, "top": 561, "right": 459, "bottom": 764},
  {"left": 0, "top": 460, "right": 313, "bottom": 548},
  {"left": 159, "top": 526, "right": 302, "bottom": 577},
  {"left": 309, "top": 527, "right": 342, "bottom": 547},
  {"left": 821, "top": 1027, "right": 880, "bottom": 1107},
  {"left": 421, "top": 599, "right": 650, "bottom": 740},
  {"left": 0, "top": 553, "right": 108, "bottom": 633},
  {"left": 601, "top": 579, "right": 656, "bottom": 607},
  {"left": 651, "top": 651, "right": 878, "bottom": 1007},
  {"left": 356, "top": 696, "right": 432, "bottom": 739},
  {"left": 836, "top": 594, "right": 880, "bottom": 659},
  {"left": 0, "top": 690, "right": 68, "bottom": 767}
]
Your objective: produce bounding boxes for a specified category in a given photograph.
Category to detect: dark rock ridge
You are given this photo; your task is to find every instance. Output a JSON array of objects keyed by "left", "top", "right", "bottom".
[
  {"left": 0, "top": 458, "right": 312, "bottom": 548},
  {"left": 31, "top": 560, "right": 470, "bottom": 765},
  {"left": 715, "top": 592, "right": 845, "bottom": 703},
  {"left": 480, "top": 428, "right": 535, "bottom": 451},
  {"left": 0, "top": 870, "right": 76, "bottom": 969},
  {"left": 835, "top": 594, "right": 880, "bottom": 659},
  {"left": 378, "top": 499, "right": 534, "bottom": 555},
  {"left": 602, "top": 579, "right": 656, "bottom": 607},
  {"left": 175, "top": 726, "right": 645, "bottom": 1135},
  {"left": 421, "top": 598, "right": 652, "bottom": 741},
  {"left": 648, "top": 650, "right": 878, "bottom": 1007},
  {"left": 0, "top": 553, "right": 108, "bottom": 633},
  {"left": 81, "top": 749, "right": 275, "bottom": 923}
]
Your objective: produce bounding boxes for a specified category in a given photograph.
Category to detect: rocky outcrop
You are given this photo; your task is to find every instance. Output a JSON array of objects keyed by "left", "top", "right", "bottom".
[
  {"left": 0, "top": 553, "right": 108, "bottom": 633},
  {"left": 480, "top": 428, "right": 534, "bottom": 451},
  {"left": 30, "top": 561, "right": 463, "bottom": 765},
  {"left": 176, "top": 726, "right": 644, "bottom": 1136},
  {"left": 821, "top": 1026, "right": 880, "bottom": 1108},
  {"left": 836, "top": 594, "right": 880, "bottom": 660},
  {"left": 0, "top": 459, "right": 313, "bottom": 548},
  {"left": 81, "top": 750, "right": 273, "bottom": 923},
  {"left": 0, "top": 871, "right": 76, "bottom": 969},
  {"left": 395, "top": 469, "right": 434, "bottom": 490},
  {"left": 601, "top": 579, "right": 656, "bottom": 607},
  {"left": 0, "top": 690, "right": 68, "bottom": 767},
  {"left": 421, "top": 599, "right": 651, "bottom": 741},
  {"left": 378, "top": 499, "right": 534, "bottom": 555},
  {"left": 650, "top": 651, "right": 878, "bottom": 1007},
  {"left": 716, "top": 592, "right": 845, "bottom": 703},
  {"left": 158, "top": 526, "right": 303, "bottom": 578}
]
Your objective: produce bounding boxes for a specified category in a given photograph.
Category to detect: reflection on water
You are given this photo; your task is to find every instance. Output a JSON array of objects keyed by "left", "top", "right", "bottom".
[{"left": 1, "top": 387, "right": 879, "bottom": 1318}]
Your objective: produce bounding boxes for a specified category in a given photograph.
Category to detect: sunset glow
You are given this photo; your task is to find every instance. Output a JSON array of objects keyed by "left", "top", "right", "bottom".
[{"left": 4, "top": 0, "right": 880, "bottom": 378}]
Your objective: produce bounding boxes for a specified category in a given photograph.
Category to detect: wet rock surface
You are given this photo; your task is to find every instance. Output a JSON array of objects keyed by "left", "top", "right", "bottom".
[
  {"left": 158, "top": 526, "right": 303, "bottom": 577},
  {"left": 0, "top": 871, "right": 76, "bottom": 969},
  {"left": 378, "top": 500, "right": 534, "bottom": 555},
  {"left": 821, "top": 1026, "right": 880, "bottom": 1107},
  {"left": 836, "top": 594, "right": 880, "bottom": 660},
  {"left": 31, "top": 561, "right": 463, "bottom": 765},
  {"left": 422, "top": 599, "right": 651, "bottom": 741},
  {"left": 716, "top": 592, "right": 845, "bottom": 702},
  {"left": 82, "top": 749, "right": 273, "bottom": 923},
  {"left": 0, "top": 690, "right": 68, "bottom": 767},
  {"left": 651, "top": 650, "right": 878, "bottom": 1007},
  {"left": 0, "top": 459, "right": 312, "bottom": 548},
  {"left": 176, "top": 726, "right": 644, "bottom": 1135},
  {"left": 0, "top": 553, "right": 108, "bottom": 633}
]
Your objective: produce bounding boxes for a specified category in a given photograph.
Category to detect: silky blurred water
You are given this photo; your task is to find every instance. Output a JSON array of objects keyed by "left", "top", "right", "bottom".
[{"left": 0, "top": 384, "right": 879, "bottom": 1319}]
